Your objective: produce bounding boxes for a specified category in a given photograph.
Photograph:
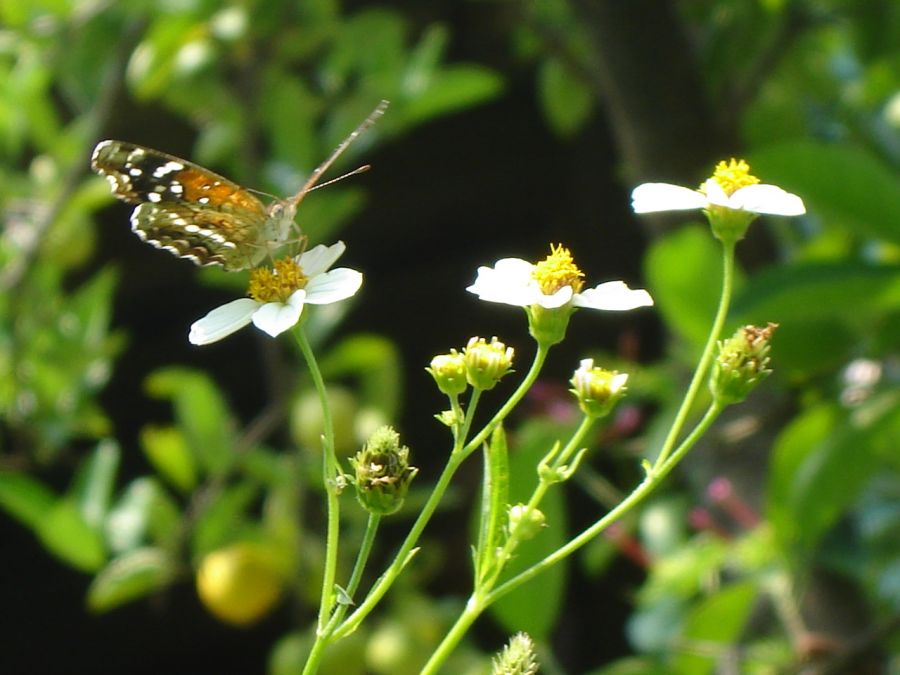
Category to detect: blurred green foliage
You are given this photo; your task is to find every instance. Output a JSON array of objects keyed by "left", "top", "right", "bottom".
[{"left": 1, "top": 0, "right": 899, "bottom": 673}]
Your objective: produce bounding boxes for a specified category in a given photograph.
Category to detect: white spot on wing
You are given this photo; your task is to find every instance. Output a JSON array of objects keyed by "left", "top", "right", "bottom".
[{"left": 152, "top": 160, "right": 184, "bottom": 178}]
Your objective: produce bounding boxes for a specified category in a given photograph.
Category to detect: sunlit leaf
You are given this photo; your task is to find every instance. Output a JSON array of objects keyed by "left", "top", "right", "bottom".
[
  {"left": 145, "top": 367, "right": 236, "bottom": 476},
  {"left": 141, "top": 425, "right": 198, "bottom": 493},
  {"left": 0, "top": 471, "right": 56, "bottom": 530},
  {"left": 37, "top": 499, "right": 106, "bottom": 572},
  {"left": 538, "top": 57, "right": 593, "bottom": 138},
  {"left": 87, "top": 547, "right": 177, "bottom": 613}
]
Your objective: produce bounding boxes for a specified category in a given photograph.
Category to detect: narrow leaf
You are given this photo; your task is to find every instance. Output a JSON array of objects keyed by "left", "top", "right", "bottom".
[
  {"left": 87, "top": 547, "right": 177, "bottom": 613},
  {"left": 477, "top": 424, "right": 510, "bottom": 581}
]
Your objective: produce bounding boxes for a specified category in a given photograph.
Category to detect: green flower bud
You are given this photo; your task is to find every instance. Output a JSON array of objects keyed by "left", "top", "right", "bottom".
[
  {"left": 491, "top": 632, "right": 539, "bottom": 675},
  {"left": 426, "top": 350, "right": 468, "bottom": 396},
  {"left": 463, "top": 336, "right": 514, "bottom": 391},
  {"left": 569, "top": 358, "right": 629, "bottom": 418},
  {"left": 350, "top": 426, "right": 417, "bottom": 516},
  {"left": 710, "top": 323, "right": 777, "bottom": 406},
  {"left": 508, "top": 504, "right": 546, "bottom": 540}
]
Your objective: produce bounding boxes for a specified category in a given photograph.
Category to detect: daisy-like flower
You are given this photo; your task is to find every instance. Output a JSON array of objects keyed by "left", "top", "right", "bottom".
[
  {"left": 467, "top": 244, "right": 653, "bottom": 311},
  {"left": 631, "top": 159, "right": 805, "bottom": 243},
  {"left": 188, "top": 241, "right": 362, "bottom": 345},
  {"left": 632, "top": 158, "right": 805, "bottom": 216},
  {"left": 467, "top": 244, "right": 653, "bottom": 346}
]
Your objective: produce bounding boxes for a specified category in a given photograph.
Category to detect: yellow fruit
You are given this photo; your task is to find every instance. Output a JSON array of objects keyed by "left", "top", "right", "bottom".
[{"left": 196, "top": 542, "right": 283, "bottom": 626}]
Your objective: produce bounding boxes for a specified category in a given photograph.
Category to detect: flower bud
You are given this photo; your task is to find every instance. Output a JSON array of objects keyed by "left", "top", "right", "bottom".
[
  {"left": 463, "top": 336, "right": 514, "bottom": 391},
  {"left": 350, "top": 426, "right": 417, "bottom": 515},
  {"left": 492, "top": 632, "right": 539, "bottom": 675},
  {"left": 710, "top": 323, "right": 777, "bottom": 405},
  {"left": 508, "top": 504, "right": 546, "bottom": 540},
  {"left": 426, "top": 350, "right": 468, "bottom": 396},
  {"left": 569, "top": 358, "right": 629, "bottom": 418}
]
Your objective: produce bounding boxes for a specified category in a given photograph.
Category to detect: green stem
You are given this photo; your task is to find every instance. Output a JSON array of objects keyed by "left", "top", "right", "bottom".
[
  {"left": 302, "top": 514, "right": 381, "bottom": 671},
  {"left": 483, "top": 414, "right": 595, "bottom": 590},
  {"left": 654, "top": 241, "right": 735, "bottom": 468},
  {"left": 421, "top": 594, "right": 485, "bottom": 675},
  {"left": 491, "top": 402, "right": 723, "bottom": 604},
  {"left": 332, "top": 344, "right": 550, "bottom": 641},
  {"left": 293, "top": 328, "right": 341, "bottom": 635},
  {"left": 422, "top": 402, "right": 724, "bottom": 674},
  {"left": 460, "top": 344, "right": 550, "bottom": 459}
]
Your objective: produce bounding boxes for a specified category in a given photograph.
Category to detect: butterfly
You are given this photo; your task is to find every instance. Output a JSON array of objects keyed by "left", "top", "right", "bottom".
[{"left": 91, "top": 100, "right": 387, "bottom": 271}]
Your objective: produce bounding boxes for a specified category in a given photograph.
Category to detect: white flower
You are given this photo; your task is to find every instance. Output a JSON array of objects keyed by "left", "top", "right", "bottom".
[
  {"left": 466, "top": 252, "right": 653, "bottom": 312},
  {"left": 188, "top": 241, "right": 362, "bottom": 345},
  {"left": 631, "top": 159, "right": 805, "bottom": 216}
]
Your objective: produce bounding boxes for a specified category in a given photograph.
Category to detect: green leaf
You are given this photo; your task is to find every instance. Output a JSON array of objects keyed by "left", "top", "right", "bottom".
[
  {"left": 0, "top": 471, "right": 56, "bottom": 530},
  {"left": 106, "top": 477, "right": 179, "bottom": 554},
  {"left": 74, "top": 439, "right": 120, "bottom": 530},
  {"left": 644, "top": 225, "right": 744, "bottom": 350},
  {"left": 767, "top": 398, "right": 899, "bottom": 552},
  {"left": 476, "top": 424, "right": 510, "bottom": 581},
  {"left": 37, "top": 499, "right": 106, "bottom": 572},
  {"left": 731, "top": 261, "right": 900, "bottom": 325},
  {"left": 86, "top": 547, "right": 177, "bottom": 613},
  {"left": 140, "top": 425, "right": 198, "bottom": 493},
  {"left": 538, "top": 57, "right": 594, "bottom": 138},
  {"left": 673, "top": 581, "right": 758, "bottom": 675},
  {"left": 403, "top": 65, "right": 505, "bottom": 125},
  {"left": 145, "top": 367, "right": 235, "bottom": 475},
  {"left": 766, "top": 404, "right": 836, "bottom": 547},
  {"left": 750, "top": 141, "right": 900, "bottom": 245},
  {"left": 489, "top": 420, "right": 568, "bottom": 640},
  {"left": 192, "top": 482, "right": 259, "bottom": 559}
]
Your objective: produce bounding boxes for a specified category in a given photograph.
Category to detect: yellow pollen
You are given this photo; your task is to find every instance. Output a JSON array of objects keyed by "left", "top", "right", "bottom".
[
  {"left": 705, "top": 158, "right": 760, "bottom": 196},
  {"left": 532, "top": 244, "right": 584, "bottom": 295},
  {"left": 248, "top": 257, "right": 308, "bottom": 303}
]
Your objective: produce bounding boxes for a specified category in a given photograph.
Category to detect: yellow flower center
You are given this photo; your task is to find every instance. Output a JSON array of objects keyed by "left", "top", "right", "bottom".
[
  {"left": 532, "top": 244, "right": 584, "bottom": 295},
  {"left": 248, "top": 257, "right": 308, "bottom": 303},
  {"left": 705, "top": 158, "right": 760, "bottom": 196}
]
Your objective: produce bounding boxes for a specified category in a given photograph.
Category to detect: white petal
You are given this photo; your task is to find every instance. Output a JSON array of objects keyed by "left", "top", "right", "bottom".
[
  {"left": 466, "top": 258, "right": 536, "bottom": 306},
  {"left": 304, "top": 268, "right": 363, "bottom": 304},
  {"left": 610, "top": 372, "right": 629, "bottom": 393},
  {"left": 298, "top": 241, "right": 346, "bottom": 277},
  {"left": 251, "top": 295, "right": 305, "bottom": 337},
  {"left": 573, "top": 281, "right": 654, "bottom": 311},
  {"left": 533, "top": 284, "right": 573, "bottom": 308},
  {"left": 730, "top": 184, "right": 806, "bottom": 216},
  {"left": 188, "top": 298, "right": 259, "bottom": 345},
  {"left": 631, "top": 183, "right": 707, "bottom": 213},
  {"left": 702, "top": 179, "right": 731, "bottom": 207}
]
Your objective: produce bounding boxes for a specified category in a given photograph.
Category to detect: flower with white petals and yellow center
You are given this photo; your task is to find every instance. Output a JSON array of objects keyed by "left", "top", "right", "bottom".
[
  {"left": 467, "top": 245, "right": 653, "bottom": 346},
  {"left": 467, "top": 244, "right": 653, "bottom": 312},
  {"left": 188, "top": 241, "right": 362, "bottom": 345},
  {"left": 631, "top": 159, "right": 805, "bottom": 218},
  {"left": 631, "top": 159, "right": 805, "bottom": 244}
]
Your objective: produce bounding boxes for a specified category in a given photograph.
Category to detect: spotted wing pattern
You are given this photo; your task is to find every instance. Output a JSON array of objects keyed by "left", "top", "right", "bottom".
[{"left": 91, "top": 140, "right": 272, "bottom": 271}]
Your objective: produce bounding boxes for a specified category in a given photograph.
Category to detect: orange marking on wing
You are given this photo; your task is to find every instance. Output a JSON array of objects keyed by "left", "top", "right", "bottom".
[{"left": 175, "top": 169, "right": 266, "bottom": 214}]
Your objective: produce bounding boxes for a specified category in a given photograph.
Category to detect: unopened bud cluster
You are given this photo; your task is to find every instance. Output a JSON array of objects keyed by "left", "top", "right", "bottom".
[
  {"left": 491, "top": 632, "right": 539, "bottom": 675},
  {"left": 350, "top": 426, "right": 417, "bottom": 515},
  {"left": 429, "top": 337, "right": 515, "bottom": 394},
  {"left": 508, "top": 504, "right": 546, "bottom": 540},
  {"left": 570, "top": 358, "right": 629, "bottom": 418},
  {"left": 710, "top": 323, "right": 777, "bottom": 405}
]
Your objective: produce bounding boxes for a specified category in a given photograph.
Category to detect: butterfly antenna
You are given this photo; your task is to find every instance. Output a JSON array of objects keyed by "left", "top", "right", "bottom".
[
  {"left": 306, "top": 164, "right": 371, "bottom": 192},
  {"left": 288, "top": 100, "right": 388, "bottom": 208}
]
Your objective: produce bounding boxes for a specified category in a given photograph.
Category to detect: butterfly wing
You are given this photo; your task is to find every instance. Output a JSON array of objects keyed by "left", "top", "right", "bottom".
[{"left": 92, "top": 140, "right": 271, "bottom": 271}]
